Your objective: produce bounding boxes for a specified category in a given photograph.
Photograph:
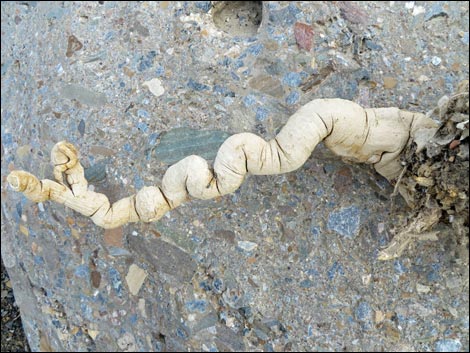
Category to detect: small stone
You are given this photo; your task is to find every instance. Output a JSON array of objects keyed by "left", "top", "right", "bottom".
[
  {"left": 127, "top": 236, "right": 197, "bottom": 282},
  {"left": 449, "top": 140, "right": 461, "bottom": 150},
  {"left": 299, "top": 279, "right": 313, "bottom": 288},
  {"left": 283, "top": 72, "right": 302, "bottom": 87},
  {"left": 248, "top": 75, "right": 284, "bottom": 98},
  {"left": 337, "top": 1, "right": 369, "bottom": 25},
  {"left": 435, "top": 339, "right": 462, "bottom": 352},
  {"left": 383, "top": 77, "right": 398, "bottom": 89},
  {"left": 213, "top": 229, "right": 236, "bottom": 244},
  {"left": 132, "top": 19, "right": 150, "bottom": 37},
  {"left": 195, "top": 1, "right": 211, "bottom": 13},
  {"left": 416, "top": 283, "right": 431, "bottom": 293},
  {"left": 154, "top": 128, "right": 231, "bottom": 164},
  {"left": 237, "top": 241, "right": 258, "bottom": 252},
  {"left": 355, "top": 301, "right": 372, "bottom": 322},
  {"left": 126, "top": 264, "right": 147, "bottom": 296},
  {"left": 19, "top": 224, "right": 29, "bottom": 236},
  {"left": 186, "top": 299, "right": 208, "bottom": 313},
  {"left": 143, "top": 78, "right": 165, "bottom": 97},
  {"left": 104, "top": 228, "right": 124, "bottom": 249},
  {"left": 138, "top": 299, "right": 147, "bottom": 318},
  {"left": 89, "top": 145, "right": 115, "bottom": 156},
  {"left": 294, "top": 22, "right": 314, "bottom": 51},
  {"left": 333, "top": 166, "right": 353, "bottom": 194},
  {"left": 374, "top": 310, "right": 385, "bottom": 323},
  {"left": 91, "top": 270, "right": 101, "bottom": 288},
  {"left": 285, "top": 91, "right": 300, "bottom": 105},
  {"left": 88, "top": 330, "right": 99, "bottom": 340},
  {"left": 187, "top": 78, "right": 210, "bottom": 91},
  {"left": 431, "top": 56, "right": 442, "bottom": 66},
  {"left": 60, "top": 84, "right": 107, "bottom": 107},
  {"left": 66, "top": 35, "right": 83, "bottom": 57},
  {"left": 78, "top": 119, "right": 85, "bottom": 136},
  {"left": 84, "top": 161, "right": 107, "bottom": 184},
  {"left": 327, "top": 206, "right": 361, "bottom": 238}
]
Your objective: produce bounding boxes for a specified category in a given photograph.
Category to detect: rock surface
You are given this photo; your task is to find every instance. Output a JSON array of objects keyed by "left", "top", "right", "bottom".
[{"left": 1, "top": 1, "right": 469, "bottom": 352}]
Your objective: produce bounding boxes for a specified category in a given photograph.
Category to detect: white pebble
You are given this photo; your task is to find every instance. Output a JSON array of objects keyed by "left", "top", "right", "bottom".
[
  {"left": 237, "top": 241, "right": 258, "bottom": 252},
  {"left": 143, "top": 78, "right": 165, "bottom": 97},
  {"left": 431, "top": 56, "right": 442, "bottom": 66}
]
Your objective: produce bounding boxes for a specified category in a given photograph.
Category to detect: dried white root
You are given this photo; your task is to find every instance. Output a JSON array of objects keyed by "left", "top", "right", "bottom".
[{"left": 7, "top": 98, "right": 438, "bottom": 229}]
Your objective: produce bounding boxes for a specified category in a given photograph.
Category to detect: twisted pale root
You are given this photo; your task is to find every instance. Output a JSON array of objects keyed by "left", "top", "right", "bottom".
[{"left": 7, "top": 98, "right": 437, "bottom": 229}]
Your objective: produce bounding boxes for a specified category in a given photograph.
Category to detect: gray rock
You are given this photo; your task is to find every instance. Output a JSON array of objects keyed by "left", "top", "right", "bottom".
[
  {"left": 127, "top": 236, "right": 197, "bottom": 283},
  {"left": 327, "top": 205, "right": 361, "bottom": 238},
  {"left": 153, "top": 128, "right": 231, "bottom": 164},
  {"left": 59, "top": 84, "right": 107, "bottom": 107}
]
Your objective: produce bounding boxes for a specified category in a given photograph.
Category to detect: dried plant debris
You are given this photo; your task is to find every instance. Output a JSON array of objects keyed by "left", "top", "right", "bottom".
[{"left": 380, "top": 81, "right": 469, "bottom": 260}]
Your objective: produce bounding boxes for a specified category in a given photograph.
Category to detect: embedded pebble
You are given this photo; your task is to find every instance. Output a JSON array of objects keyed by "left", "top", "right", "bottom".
[
  {"left": 125, "top": 264, "right": 147, "bottom": 296},
  {"left": 237, "top": 241, "right": 258, "bottom": 252},
  {"left": 2, "top": 2, "right": 469, "bottom": 352},
  {"left": 294, "top": 22, "right": 314, "bottom": 51},
  {"left": 431, "top": 56, "right": 442, "bottom": 66},
  {"left": 60, "top": 84, "right": 107, "bottom": 107},
  {"left": 327, "top": 206, "right": 361, "bottom": 238},
  {"left": 142, "top": 78, "right": 165, "bottom": 97}
]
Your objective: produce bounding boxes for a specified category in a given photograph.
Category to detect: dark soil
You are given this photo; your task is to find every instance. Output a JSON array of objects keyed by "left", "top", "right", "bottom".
[{"left": 1, "top": 259, "right": 30, "bottom": 352}]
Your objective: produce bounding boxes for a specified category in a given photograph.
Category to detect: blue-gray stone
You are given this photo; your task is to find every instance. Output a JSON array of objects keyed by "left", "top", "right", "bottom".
[
  {"left": 435, "top": 339, "right": 462, "bottom": 352},
  {"left": 327, "top": 206, "right": 361, "bottom": 238},
  {"left": 185, "top": 300, "right": 207, "bottom": 313},
  {"left": 243, "top": 94, "right": 257, "bottom": 107},
  {"left": 137, "top": 121, "right": 148, "bottom": 132},
  {"left": 282, "top": 72, "right": 302, "bottom": 87},
  {"left": 195, "top": 1, "right": 211, "bottom": 13},
  {"left": 355, "top": 301, "right": 372, "bottom": 321},
  {"left": 84, "top": 161, "right": 107, "bottom": 184},
  {"left": 285, "top": 91, "right": 300, "bottom": 105},
  {"left": 255, "top": 107, "right": 269, "bottom": 121},
  {"left": 364, "top": 39, "right": 383, "bottom": 51},
  {"left": 299, "top": 279, "right": 313, "bottom": 288},
  {"left": 246, "top": 43, "right": 264, "bottom": 56},
  {"left": 137, "top": 51, "right": 156, "bottom": 71},
  {"left": 187, "top": 78, "right": 210, "bottom": 91},
  {"left": 393, "top": 259, "right": 408, "bottom": 274},
  {"left": 78, "top": 119, "right": 85, "bottom": 136},
  {"left": 213, "top": 84, "right": 235, "bottom": 97},
  {"left": 327, "top": 261, "right": 344, "bottom": 280},
  {"left": 153, "top": 128, "right": 231, "bottom": 164},
  {"left": 108, "top": 267, "right": 123, "bottom": 297}
]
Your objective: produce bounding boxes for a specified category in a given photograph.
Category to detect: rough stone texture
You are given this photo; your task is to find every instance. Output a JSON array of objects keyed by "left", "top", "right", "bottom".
[{"left": 1, "top": 1, "right": 469, "bottom": 352}]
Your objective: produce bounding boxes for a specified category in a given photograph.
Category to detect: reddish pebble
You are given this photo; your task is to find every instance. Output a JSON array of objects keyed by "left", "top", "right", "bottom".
[
  {"left": 449, "top": 140, "right": 460, "bottom": 149},
  {"left": 294, "top": 22, "right": 314, "bottom": 51}
]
